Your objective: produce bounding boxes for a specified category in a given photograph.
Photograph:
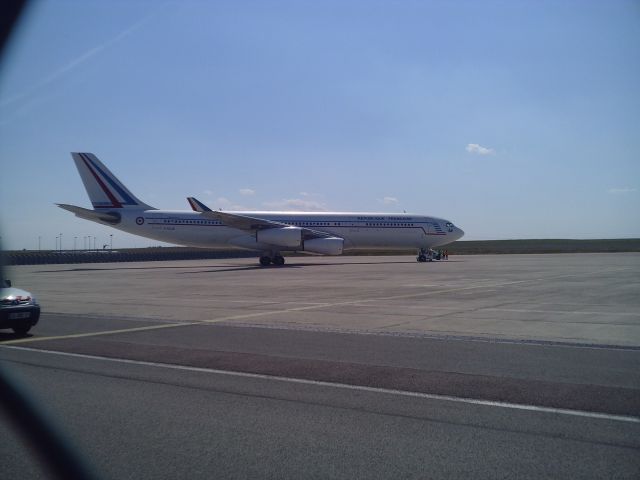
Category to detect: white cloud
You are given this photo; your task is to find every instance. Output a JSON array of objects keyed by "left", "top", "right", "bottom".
[
  {"left": 239, "top": 188, "right": 255, "bottom": 196},
  {"left": 263, "top": 198, "right": 327, "bottom": 211},
  {"left": 214, "top": 197, "right": 246, "bottom": 210},
  {"left": 608, "top": 187, "right": 637, "bottom": 195},
  {"left": 379, "top": 196, "right": 399, "bottom": 205},
  {"left": 466, "top": 143, "right": 495, "bottom": 155},
  {"left": 203, "top": 189, "right": 214, "bottom": 196},
  {"left": 298, "top": 191, "right": 324, "bottom": 198}
]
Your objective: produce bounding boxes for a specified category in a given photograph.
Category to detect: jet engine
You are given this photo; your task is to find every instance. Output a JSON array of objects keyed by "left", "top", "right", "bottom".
[
  {"left": 303, "top": 237, "right": 344, "bottom": 255},
  {"left": 256, "top": 227, "right": 303, "bottom": 248}
]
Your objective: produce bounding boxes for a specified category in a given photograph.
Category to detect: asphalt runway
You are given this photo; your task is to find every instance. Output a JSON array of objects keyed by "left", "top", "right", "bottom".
[{"left": 1, "top": 254, "right": 639, "bottom": 478}]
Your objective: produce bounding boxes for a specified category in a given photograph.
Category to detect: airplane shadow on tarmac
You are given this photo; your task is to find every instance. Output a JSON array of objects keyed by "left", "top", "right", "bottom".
[
  {"left": 34, "top": 264, "right": 234, "bottom": 273},
  {"left": 180, "top": 259, "right": 466, "bottom": 274},
  {"left": 33, "top": 259, "right": 462, "bottom": 275},
  {"left": 33, "top": 257, "right": 440, "bottom": 273},
  {"left": 180, "top": 259, "right": 429, "bottom": 274}
]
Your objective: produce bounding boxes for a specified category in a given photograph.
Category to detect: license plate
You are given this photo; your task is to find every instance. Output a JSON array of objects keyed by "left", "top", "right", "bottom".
[{"left": 9, "top": 312, "right": 30, "bottom": 320}]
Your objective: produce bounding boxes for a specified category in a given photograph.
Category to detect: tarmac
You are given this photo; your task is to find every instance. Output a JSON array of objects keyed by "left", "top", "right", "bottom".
[
  {"left": 1, "top": 253, "right": 639, "bottom": 478},
  {"left": 3, "top": 253, "right": 639, "bottom": 345}
]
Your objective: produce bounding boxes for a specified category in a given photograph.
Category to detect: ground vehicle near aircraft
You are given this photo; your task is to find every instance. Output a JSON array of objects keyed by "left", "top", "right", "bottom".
[
  {"left": 58, "top": 153, "right": 464, "bottom": 266},
  {"left": 0, "top": 279, "right": 40, "bottom": 335}
]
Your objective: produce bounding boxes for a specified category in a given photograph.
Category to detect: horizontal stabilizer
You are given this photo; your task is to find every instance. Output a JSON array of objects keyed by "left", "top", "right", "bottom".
[{"left": 57, "top": 204, "right": 121, "bottom": 225}]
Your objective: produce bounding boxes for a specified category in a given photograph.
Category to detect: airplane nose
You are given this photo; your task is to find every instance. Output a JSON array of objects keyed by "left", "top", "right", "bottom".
[{"left": 455, "top": 227, "right": 464, "bottom": 240}]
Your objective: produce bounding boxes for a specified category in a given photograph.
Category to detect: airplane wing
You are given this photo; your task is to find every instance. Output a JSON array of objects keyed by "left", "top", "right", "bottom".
[{"left": 186, "top": 197, "right": 333, "bottom": 240}]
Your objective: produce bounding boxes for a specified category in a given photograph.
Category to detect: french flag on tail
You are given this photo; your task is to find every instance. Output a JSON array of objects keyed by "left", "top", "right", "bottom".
[
  {"left": 71, "top": 153, "right": 153, "bottom": 210},
  {"left": 187, "top": 196, "right": 212, "bottom": 213}
]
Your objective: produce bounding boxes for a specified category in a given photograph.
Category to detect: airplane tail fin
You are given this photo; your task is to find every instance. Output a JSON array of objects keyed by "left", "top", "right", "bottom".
[
  {"left": 187, "top": 196, "right": 213, "bottom": 213},
  {"left": 71, "top": 152, "right": 154, "bottom": 210}
]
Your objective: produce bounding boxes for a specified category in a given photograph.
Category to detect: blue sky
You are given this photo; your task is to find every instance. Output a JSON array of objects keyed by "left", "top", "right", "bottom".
[{"left": 1, "top": 0, "right": 638, "bottom": 250}]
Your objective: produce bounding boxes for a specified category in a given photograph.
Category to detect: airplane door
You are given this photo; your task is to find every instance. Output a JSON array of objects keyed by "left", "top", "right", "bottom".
[{"left": 420, "top": 222, "right": 432, "bottom": 247}]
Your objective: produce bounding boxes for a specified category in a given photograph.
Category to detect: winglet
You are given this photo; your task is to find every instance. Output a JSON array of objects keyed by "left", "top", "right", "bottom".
[{"left": 187, "top": 197, "right": 212, "bottom": 213}]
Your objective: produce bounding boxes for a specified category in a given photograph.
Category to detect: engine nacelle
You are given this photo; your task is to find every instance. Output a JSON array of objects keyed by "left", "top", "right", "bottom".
[
  {"left": 303, "top": 237, "right": 344, "bottom": 255},
  {"left": 256, "top": 227, "right": 303, "bottom": 248}
]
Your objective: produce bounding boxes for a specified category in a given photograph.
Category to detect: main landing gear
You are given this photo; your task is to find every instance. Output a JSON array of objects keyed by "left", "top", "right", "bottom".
[{"left": 259, "top": 254, "right": 285, "bottom": 266}]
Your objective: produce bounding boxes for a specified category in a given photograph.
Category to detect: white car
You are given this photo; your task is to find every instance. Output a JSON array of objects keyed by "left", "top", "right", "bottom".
[{"left": 1, "top": 279, "right": 40, "bottom": 335}]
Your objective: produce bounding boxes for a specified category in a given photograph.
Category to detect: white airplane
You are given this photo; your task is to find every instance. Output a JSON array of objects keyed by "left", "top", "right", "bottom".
[{"left": 58, "top": 153, "right": 464, "bottom": 266}]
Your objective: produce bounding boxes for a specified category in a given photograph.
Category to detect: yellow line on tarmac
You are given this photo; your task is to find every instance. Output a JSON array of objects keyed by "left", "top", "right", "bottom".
[
  {"left": 0, "top": 305, "right": 337, "bottom": 345},
  {"left": 1, "top": 322, "right": 198, "bottom": 345},
  {"left": 1, "top": 306, "right": 335, "bottom": 346}
]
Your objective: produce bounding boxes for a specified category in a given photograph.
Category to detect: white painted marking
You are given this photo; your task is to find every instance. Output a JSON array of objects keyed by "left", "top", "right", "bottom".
[{"left": 2, "top": 346, "right": 639, "bottom": 424}]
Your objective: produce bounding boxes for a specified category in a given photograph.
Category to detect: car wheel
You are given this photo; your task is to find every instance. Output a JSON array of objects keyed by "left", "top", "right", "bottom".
[{"left": 12, "top": 324, "right": 31, "bottom": 335}]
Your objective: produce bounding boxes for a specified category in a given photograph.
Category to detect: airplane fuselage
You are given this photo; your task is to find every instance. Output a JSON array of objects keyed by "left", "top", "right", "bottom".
[{"left": 113, "top": 209, "right": 461, "bottom": 251}]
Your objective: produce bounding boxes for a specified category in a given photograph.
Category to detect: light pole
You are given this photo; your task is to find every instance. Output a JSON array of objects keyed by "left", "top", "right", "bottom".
[
  {"left": 38, "top": 236, "right": 41, "bottom": 251},
  {"left": 110, "top": 234, "right": 113, "bottom": 251},
  {"left": 59, "top": 233, "right": 63, "bottom": 252}
]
